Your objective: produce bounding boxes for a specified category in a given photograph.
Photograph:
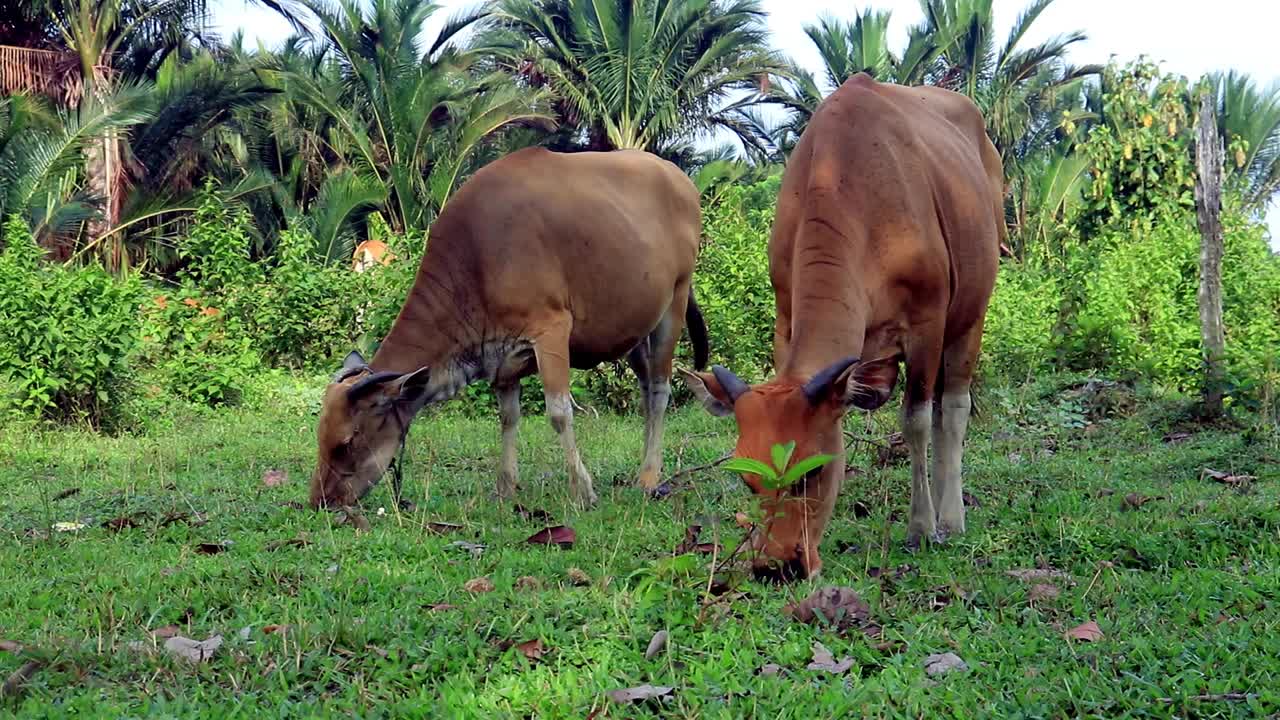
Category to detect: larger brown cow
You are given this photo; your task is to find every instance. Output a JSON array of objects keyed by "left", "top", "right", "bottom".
[
  {"left": 682, "top": 74, "right": 1001, "bottom": 580},
  {"left": 310, "top": 148, "right": 708, "bottom": 510}
]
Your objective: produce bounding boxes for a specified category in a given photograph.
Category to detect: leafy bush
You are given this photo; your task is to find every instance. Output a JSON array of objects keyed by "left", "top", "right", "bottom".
[
  {"left": 0, "top": 215, "right": 143, "bottom": 428},
  {"left": 140, "top": 288, "right": 261, "bottom": 407},
  {"left": 1058, "top": 209, "right": 1280, "bottom": 402},
  {"left": 981, "top": 263, "right": 1062, "bottom": 381},
  {"left": 694, "top": 176, "right": 779, "bottom": 381},
  {"left": 243, "top": 227, "right": 364, "bottom": 369}
]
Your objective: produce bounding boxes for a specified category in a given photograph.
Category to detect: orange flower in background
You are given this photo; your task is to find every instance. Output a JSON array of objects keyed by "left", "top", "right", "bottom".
[
  {"left": 183, "top": 297, "right": 200, "bottom": 308},
  {"left": 154, "top": 295, "right": 169, "bottom": 309},
  {"left": 200, "top": 307, "right": 221, "bottom": 317}
]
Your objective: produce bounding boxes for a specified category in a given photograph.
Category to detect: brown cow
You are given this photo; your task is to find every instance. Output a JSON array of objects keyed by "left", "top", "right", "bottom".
[
  {"left": 681, "top": 74, "right": 1001, "bottom": 580},
  {"left": 311, "top": 147, "right": 708, "bottom": 510}
]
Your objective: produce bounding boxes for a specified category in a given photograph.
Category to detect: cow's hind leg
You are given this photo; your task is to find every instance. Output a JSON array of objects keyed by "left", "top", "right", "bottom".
[
  {"left": 930, "top": 323, "right": 983, "bottom": 540},
  {"left": 630, "top": 304, "right": 680, "bottom": 497},
  {"left": 534, "top": 317, "right": 599, "bottom": 507},
  {"left": 903, "top": 324, "right": 944, "bottom": 550},
  {"left": 495, "top": 381, "right": 521, "bottom": 499}
]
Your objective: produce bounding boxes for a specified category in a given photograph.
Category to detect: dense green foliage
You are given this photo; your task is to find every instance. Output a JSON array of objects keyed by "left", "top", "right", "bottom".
[{"left": 0, "top": 215, "right": 142, "bottom": 428}]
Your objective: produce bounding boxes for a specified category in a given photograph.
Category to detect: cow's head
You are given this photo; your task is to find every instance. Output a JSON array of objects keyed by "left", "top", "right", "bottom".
[
  {"left": 309, "top": 351, "right": 432, "bottom": 508},
  {"left": 680, "top": 356, "right": 898, "bottom": 581}
]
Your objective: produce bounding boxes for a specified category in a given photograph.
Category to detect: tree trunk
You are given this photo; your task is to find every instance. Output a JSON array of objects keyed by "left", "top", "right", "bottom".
[{"left": 1193, "top": 93, "right": 1226, "bottom": 418}]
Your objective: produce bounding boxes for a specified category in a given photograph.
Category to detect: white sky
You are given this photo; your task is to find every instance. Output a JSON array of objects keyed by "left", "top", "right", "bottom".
[{"left": 212, "top": 0, "right": 1280, "bottom": 248}]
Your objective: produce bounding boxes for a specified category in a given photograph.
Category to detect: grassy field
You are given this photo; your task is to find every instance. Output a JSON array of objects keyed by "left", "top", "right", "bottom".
[{"left": 1, "top": 376, "right": 1278, "bottom": 718}]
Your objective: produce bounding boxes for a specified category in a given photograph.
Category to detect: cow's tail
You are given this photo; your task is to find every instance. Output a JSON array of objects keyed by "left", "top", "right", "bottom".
[{"left": 685, "top": 287, "right": 710, "bottom": 371}]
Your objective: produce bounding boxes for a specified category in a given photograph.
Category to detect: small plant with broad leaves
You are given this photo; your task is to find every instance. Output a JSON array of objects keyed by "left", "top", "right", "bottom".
[{"left": 722, "top": 441, "right": 835, "bottom": 491}]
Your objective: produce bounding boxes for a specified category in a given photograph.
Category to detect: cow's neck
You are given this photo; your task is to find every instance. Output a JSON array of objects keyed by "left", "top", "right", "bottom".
[
  {"left": 367, "top": 265, "right": 499, "bottom": 405},
  {"left": 779, "top": 253, "right": 870, "bottom": 381}
]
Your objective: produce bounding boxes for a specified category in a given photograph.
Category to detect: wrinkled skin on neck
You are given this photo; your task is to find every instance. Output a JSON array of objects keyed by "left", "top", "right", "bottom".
[{"left": 731, "top": 383, "right": 847, "bottom": 581}]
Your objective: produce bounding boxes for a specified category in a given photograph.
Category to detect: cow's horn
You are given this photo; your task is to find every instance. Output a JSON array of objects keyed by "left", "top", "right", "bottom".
[
  {"left": 802, "top": 356, "right": 860, "bottom": 405},
  {"left": 711, "top": 365, "right": 750, "bottom": 404}
]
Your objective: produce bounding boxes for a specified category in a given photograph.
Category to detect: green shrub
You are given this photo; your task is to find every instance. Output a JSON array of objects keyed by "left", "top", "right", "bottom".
[
  {"left": 981, "top": 263, "right": 1062, "bottom": 381},
  {"left": 0, "top": 215, "right": 143, "bottom": 428},
  {"left": 693, "top": 176, "right": 779, "bottom": 382},
  {"left": 243, "top": 227, "right": 364, "bottom": 369},
  {"left": 1058, "top": 209, "right": 1280, "bottom": 401},
  {"left": 139, "top": 287, "right": 261, "bottom": 408}
]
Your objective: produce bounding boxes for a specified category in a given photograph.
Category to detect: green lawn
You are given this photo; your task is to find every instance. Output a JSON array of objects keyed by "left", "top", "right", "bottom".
[{"left": 2, "top": 377, "right": 1278, "bottom": 718}]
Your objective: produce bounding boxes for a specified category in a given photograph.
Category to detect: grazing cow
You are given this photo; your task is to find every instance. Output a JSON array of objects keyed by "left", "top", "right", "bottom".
[
  {"left": 352, "top": 239, "right": 393, "bottom": 273},
  {"left": 311, "top": 147, "right": 708, "bottom": 510},
  {"left": 681, "top": 74, "right": 1001, "bottom": 580}
]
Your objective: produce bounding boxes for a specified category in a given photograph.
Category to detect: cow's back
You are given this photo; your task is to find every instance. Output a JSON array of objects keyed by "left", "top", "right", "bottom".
[
  {"left": 770, "top": 74, "right": 1001, "bottom": 374},
  {"left": 426, "top": 148, "right": 702, "bottom": 357}
]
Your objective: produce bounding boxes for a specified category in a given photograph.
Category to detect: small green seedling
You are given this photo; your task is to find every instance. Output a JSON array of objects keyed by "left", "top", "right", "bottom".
[{"left": 723, "top": 440, "right": 834, "bottom": 491}]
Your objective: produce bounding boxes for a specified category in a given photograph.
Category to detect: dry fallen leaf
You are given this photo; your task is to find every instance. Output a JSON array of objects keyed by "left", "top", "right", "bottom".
[
  {"left": 514, "top": 638, "right": 546, "bottom": 661},
  {"left": 806, "top": 642, "right": 854, "bottom": 673},
  {"left": 1028, "top": 583, "right": 1060, "bottom": 602},
  {"left": 2, "top": 660, "right": 43, "bottom": 700},
  {"left": 262, "top": 624, "right": 290, "bottom": 635},
  {"left": 103, "top": 514, "right": 143, "bottom": 531},
  {"left": 195, "top": 541, "right": 232, "bottom": 555},
  {"left": 1123, "top": 492, "right": 1156, "bottom": 509},
  {"left": 1006, "top": 568, "right": 1072, "bottom": 583},
  {"left": 514, "top": 504, "right": 554, "bottom": 523},
  {"left": 448, "top": 540, "right": 486, "bottom": 557},
  {"left": 0, "top": 640, "right": 23, "bottom": 653},
  {"left": 163, "top": 635, "right": 223, "bottom": 663},
  {"left": 923, "top": 652, "right": 968, "bottom": 676},
  {"left": 783, "top": 586, "right": 872, "bottom": 633},
  {"left": 674, "top": 524, "right": 703, "bottom": 555},
  {"left": 463, "top": 576, "right": 495, "bottom": 593},
  {"left": 261, "top": 469, "right": 288, "bottom": 487},
  {"left": 426, "top": 521, "right": 464, "bottom": 535},
  {"left": 758, "top": 663, "right": 785, "bottom": 676},
  {"left": 52, "top": 521, "right": 86, "bottom": 532},
  {"left": 867, "top": 564, "right": 914, "bottom": 581},
  {"left": 339, "top": 506, "right": 371, "bottom": 532},
  {"left": 1064, "top": 620, "right": 1104, "bottom": 642},
  {"left": 1201, "top": 468, "right": 1255, "bottom": 486},
  {"left": 425, "top": 603, "right": 458, "bottom": 612},
  {"left": 606, "top": 684, "right": 675, "bottom": 704},
  {"left": 149, "top": 625, "right": 180, "bottom": 639},
  {"left": 515, "top": 575, "right": 543, "bottom": 591},
  {"left": 264, "top": 534, "right": 311, "bottom": 551},
  {"left": 645, "top": 630, "right": 669, "bottom": 660},
  {"left": 525, "top": 525, "right": 576, "bottom": 548},
  {"left": 733, "top": 512, "right": 753, "bottom": 529},
  {"left": 567, "top": 568, "right": 591, "bottom": 586}
]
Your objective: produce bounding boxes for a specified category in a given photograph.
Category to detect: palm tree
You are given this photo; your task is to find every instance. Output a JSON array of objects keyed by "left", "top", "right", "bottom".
[
  {"left": 484, "top": 0, "right": 785, "bottom": 154},
  {"left": 1209, "top": 71, "right": 1280, "bottom": 211},
  {"left": 918, "top": 0, "right": 1099, "bottom": 163},
  {"left": 280, "top": 0, "right": 553, "bottom": 243},
  {"left": 0, "top": 85, "right": 151, "bottom": 255}
]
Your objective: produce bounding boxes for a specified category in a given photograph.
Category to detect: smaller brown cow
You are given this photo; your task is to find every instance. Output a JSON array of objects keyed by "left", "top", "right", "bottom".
[
  {"left": 682, "top": 74, "right": 1001, "bottom": 581},
  {"left": 311, "top": 148, "right": 708, "bottom": 510}
]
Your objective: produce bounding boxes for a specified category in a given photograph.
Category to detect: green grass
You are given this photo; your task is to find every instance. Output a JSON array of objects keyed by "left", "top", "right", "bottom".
[{"left": 1, "top": 377, "right": 1278, "bottom": 718}]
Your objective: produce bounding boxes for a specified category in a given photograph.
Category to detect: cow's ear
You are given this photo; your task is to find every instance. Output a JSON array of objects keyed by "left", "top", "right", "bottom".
[
  {"left": 837, "top": 358, "right": 899, "bottom": 412},
  {"left": 677, "top": 368, "right": 733, "bottom": 417}
]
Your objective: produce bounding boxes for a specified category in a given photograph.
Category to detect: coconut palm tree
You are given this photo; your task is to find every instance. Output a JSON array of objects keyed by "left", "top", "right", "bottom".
[
  {"left": 281, "top": 0, "right": 553, "bottom": 241},
  {"left": 484, "top": 0, "right": 785, "bottom": 155},
  {"left": 1209, "top": 71, "right": 1280, "bottom": 211}
]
